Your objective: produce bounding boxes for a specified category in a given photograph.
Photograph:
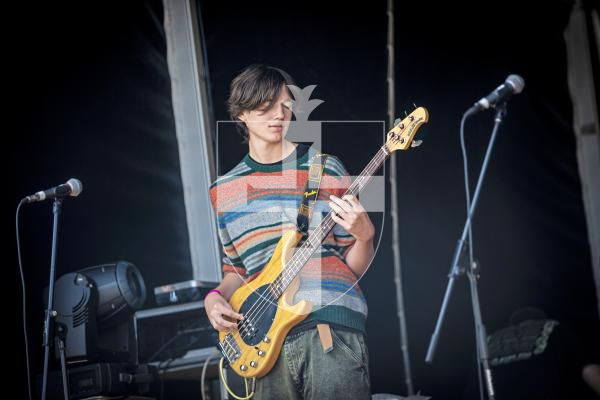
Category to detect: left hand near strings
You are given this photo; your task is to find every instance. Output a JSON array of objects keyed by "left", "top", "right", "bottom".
[{"left": 328, "top": 195, "right": 375, "bottom": 242}]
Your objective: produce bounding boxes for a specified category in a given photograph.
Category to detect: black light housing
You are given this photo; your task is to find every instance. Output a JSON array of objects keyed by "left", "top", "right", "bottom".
[
  {"left": 54, "top": 261, "right": 147, "bottom": 363},
  {"left": 80, "top": 261, "right": 147, "bottom": 326}
]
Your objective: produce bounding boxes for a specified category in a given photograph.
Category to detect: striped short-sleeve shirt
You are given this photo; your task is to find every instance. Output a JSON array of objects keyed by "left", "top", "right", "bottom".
[{"left": 209, "top": 144, "right": 368, "bottom": 333}]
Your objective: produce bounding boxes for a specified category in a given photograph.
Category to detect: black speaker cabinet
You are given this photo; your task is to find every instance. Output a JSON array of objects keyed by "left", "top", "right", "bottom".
[{"left": 133, "top": 300, "right": 218, "bottom": 367}]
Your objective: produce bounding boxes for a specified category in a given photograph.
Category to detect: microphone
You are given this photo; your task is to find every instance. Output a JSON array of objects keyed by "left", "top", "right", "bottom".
[
  {"left": 465, "top": 74, "right": 525, "bottom": 117},
  {"left": 24, "top": 178, "right": 83, "bottom": 203}
]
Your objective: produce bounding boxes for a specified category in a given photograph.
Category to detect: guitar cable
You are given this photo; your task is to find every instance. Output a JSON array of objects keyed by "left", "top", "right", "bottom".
[
  {"left": 218, "top": 357, "right": 255, "bottom": 400},
  {"left": 200, "top": 349, "right": 218, "bottom": 399},
  {"left": 16, "top": 199, "right": 33, "bottom": 400},
  {"left": 460, "top": 113, "right": 486, "bottom": 400}
]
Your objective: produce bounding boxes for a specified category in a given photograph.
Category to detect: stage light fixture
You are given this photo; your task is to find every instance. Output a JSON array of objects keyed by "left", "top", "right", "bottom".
[
  {"left": 79, "top": 261, "right": 147, "bottom": 327},
  {"left": 53, "top": 261, "right": 147, "bottom": 363}
]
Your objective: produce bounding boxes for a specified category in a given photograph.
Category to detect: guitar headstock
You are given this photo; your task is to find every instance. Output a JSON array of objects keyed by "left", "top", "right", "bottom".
[{"left": 385, "top": 107, "right": 429, "bottom": 152}]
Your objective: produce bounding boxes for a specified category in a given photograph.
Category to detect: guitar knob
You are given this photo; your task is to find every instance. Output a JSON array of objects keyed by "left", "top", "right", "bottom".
[
  {"left": 240, "top": 365, "right": 248, "bottom": 372},
  {"left": 257, "top": 350, "right": 265, "bottom": 356},
  {"left": 250, "top": 361, "right": 258, "bottom": 368},
  {"left": 263, "top": 336, "right": 271, "bottom": 343}
]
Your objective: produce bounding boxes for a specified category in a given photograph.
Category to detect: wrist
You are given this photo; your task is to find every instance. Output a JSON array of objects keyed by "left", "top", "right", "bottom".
[
  {"left": 204, "top": 289, "right": 223, "bottom": 301},
  {"left": 355, "top": 233, "right": 374, "bottom": 244}
]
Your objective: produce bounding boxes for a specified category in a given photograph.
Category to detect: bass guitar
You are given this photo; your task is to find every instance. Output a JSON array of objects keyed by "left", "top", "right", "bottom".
[{"left": 219, "top": 107, "right": 429, "bottom": 378}]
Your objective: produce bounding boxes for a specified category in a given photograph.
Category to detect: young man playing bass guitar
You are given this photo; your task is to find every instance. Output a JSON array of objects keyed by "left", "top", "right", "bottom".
[{"left": 205, "top": 64, "right": 375, "bottom": 399}]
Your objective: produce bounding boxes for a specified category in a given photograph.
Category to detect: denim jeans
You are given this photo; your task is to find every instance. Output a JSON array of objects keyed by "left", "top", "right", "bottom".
[{"left": 254, "top": 326, "right": 371, "bottom": 399}]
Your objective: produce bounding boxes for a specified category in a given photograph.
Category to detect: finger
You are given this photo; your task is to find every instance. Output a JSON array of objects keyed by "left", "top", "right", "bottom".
[
  {"left": 209, "top": 309, "right": 238, "bottom": 329},
  {"left": 329, "top": 200, "right": 347, "bottom": 217},
  {"left": 213, "top": 320, "right": 232, "bottom": 332},
  {"left": 215, "top": 304, "right": 244, "bottom": 320},
  {"left": 209, "top": 311, "right": 225, "bottom": 328},
  {"left": 331, "top": 211, "right": 351, "bottom": 230},
  {"left": 342, "top": 195, "right": 363, "bottom": 211},
  {"left": 217, "top": 315, "right": 239, "bottom": 330},
  {"left": 343, "top": 212, "right": 358, "bottom": 225},
  {"left": 212, "top": 311, "right": 239, "bottom": 330},
  {"left": 209, "top": 315, "right": 227, "bottom": 332},
  {"left": 330, "top": 195, "right": 353, "bottom": 213}
]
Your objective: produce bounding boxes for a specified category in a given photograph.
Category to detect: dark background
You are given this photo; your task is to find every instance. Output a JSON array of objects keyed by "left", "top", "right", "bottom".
[{"left": 12, "top": 0, "right": 599, "bottom": 399}]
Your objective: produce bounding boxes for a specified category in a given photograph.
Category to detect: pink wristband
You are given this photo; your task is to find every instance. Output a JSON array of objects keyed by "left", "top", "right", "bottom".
[{"left": 205, "top": 289, "right": 223, "bottom": 300}]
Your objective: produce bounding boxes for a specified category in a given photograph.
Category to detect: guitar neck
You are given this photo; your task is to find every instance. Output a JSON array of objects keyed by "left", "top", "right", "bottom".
[{"left": 271, "top": 145, "right": 390, "bottom": 297}]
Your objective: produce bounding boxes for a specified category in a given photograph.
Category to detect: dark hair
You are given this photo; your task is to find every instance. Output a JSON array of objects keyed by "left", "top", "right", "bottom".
[{"left": 226, "top": 64, "right": 296, "bottom": 141}]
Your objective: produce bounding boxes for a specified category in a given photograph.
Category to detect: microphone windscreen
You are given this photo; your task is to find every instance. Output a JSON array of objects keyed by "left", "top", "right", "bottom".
[
  {"left": 67, "top": 178, "right": 83, "bottom": 197},
  {"left": 506, "top": 74, "right": 525, "bottom": 94}
]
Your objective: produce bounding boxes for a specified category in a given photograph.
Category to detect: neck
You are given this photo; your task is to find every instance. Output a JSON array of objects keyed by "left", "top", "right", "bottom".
[{"left": 248, "top": 139, "right": 296, "bottom": 164}]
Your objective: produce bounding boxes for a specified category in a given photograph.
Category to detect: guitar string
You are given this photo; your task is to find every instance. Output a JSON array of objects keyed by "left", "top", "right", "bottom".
[{"left": 232, "top": 147, "right": 389, "bottom": 342}]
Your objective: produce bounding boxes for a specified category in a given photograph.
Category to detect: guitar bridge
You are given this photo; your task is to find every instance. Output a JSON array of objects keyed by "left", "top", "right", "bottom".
[{"left": 219, "top": 333, "right": 241, "bottom": 364}]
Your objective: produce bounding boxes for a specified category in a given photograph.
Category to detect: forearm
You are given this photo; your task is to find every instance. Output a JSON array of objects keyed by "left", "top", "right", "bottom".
[
  {"left": 328, "top": 194, "right": 375, "bottom": 277},
  {"left": 214, "top": 271, "right": 245, "bottom": 300},
  {"left": 345, "top": 238, "right": 374, "bottom": 277},
  {"left": 205, "top": 272, "right": 245, "bottom": 331}
]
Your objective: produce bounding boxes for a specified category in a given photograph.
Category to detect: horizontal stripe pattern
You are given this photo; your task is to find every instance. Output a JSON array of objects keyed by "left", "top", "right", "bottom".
[{"left": 209, "top": 145, "right": 368, "bottom": 331}]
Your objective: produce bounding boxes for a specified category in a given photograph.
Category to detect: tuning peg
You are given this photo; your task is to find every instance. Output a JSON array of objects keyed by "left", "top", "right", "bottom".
[
  {"left": 404, "top": 110, "right": 408, "bottom": 118},
  {"left": 411, "top": 139, "right": 423, "bottom": 148},
  {"left": 413, "top": 103, "right": 417, "bottom": 109},
  {"left": 394, "top": 118, "right": 401, "bottom": 126}
]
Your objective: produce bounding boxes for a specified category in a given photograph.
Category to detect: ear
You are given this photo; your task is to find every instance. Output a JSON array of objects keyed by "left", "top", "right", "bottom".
[{"left": 238, "top": 111, "right": 248, "bottom": 122}]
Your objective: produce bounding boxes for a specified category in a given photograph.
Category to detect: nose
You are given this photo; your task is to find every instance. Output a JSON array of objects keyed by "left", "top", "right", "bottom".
[{"left": 272, "top": 103, "right": 285, "bottom": 120}]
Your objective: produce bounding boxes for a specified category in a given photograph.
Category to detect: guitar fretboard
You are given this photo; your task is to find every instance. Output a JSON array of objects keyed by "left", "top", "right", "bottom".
[{"left": 269, "top": 145, "right": 390, "bottom": 298}]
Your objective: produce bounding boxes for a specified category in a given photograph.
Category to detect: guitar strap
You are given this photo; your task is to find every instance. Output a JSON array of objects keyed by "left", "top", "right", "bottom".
[
  {"left": 296, "top": 153, "right": 328, "bottom": 235},
  {"left": 296, "top": 153, "right": 336, "bottom": 354}
]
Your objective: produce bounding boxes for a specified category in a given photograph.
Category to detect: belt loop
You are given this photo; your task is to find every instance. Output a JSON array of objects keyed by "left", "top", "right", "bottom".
[{"left": 316, "top": 323, "right": 334, "bottom": 353}]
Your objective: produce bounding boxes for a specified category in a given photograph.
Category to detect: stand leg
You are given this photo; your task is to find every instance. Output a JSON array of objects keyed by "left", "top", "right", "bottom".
[
  {"left": 58, "top": 342, "right": 69, "bottom": 400},
  {"left": 41, "top": 199, "right": 63, "bottom": 400},
  {"left": 56, "top": 324, "right": 70, "bottom": 400},
  {"left": 467, "top": 269, "right": 495, "bottom": 399},
  {"left": 425, "top": 264, "right": 460, "bottom": 363},
  {"left": 42, "top": 337, "right": 51, "bottom": 399}
]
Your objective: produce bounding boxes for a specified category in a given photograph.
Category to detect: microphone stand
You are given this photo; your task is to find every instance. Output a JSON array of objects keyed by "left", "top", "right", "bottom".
[
  {"left": 426, "top": 104, "right": 507, "bottom": 400},
  {"left": 41, "top": 198, "right": 69, "bottom": 400}
]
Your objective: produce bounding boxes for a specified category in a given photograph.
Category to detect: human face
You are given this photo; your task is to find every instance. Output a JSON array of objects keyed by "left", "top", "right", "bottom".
[{"left": 238, "top": 88, "right": 293, "bottom": 145}]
